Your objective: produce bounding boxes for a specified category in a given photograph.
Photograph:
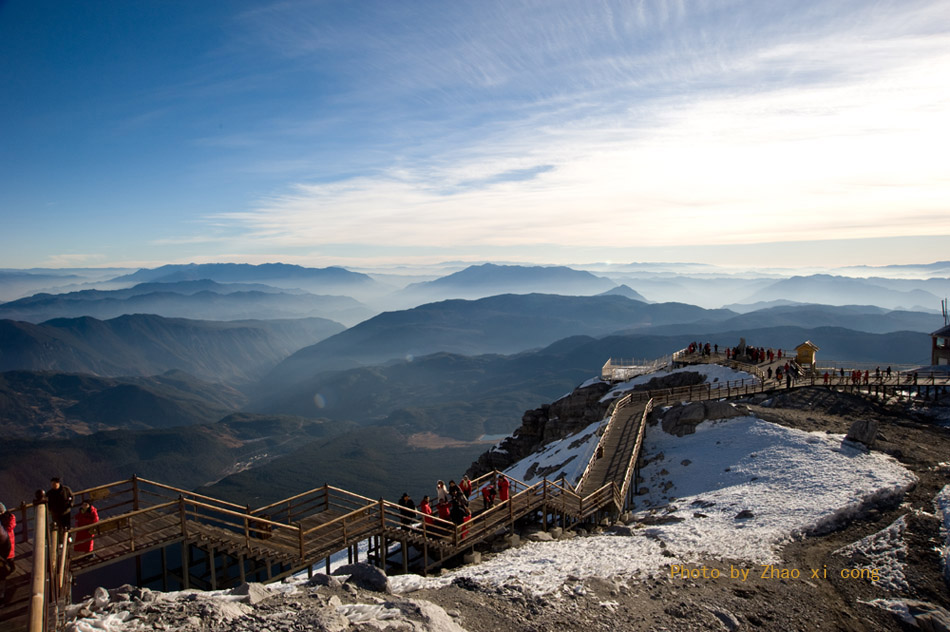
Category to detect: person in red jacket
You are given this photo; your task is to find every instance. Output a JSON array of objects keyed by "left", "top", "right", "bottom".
[
  {"left": 419, "top": 496, "right": 434, "bottom": 526},
  {"left": 73, "top": 501, "right": 99, "bottom": 554},
  {"left": 0, "top": 503, "right": 14, "bottom": 561},
  {"left": 497, "top": 475, "right": 510, "bottom": 502}
]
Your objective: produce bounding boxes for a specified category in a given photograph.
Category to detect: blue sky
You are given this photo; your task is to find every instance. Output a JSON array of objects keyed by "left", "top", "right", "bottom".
[{"left": 1, "top": 0, "right": 949, "bottom": 269}]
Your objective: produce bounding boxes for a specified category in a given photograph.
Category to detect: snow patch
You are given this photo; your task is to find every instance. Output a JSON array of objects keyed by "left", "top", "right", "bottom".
[
  {"left": 394, "top": 414, "right": 915, "bottom": 597},
  {"left": 502, "top": 420, "right": 604, "bottom": 486},
  {"left": 835, "top": 515, "right": 909, "bottom": 591},
  {"left": 601, "top": 364, "right": 758, "bottom": 402},
  {"left": 934, "top": 485, "right": 950, "bottom": 583}
]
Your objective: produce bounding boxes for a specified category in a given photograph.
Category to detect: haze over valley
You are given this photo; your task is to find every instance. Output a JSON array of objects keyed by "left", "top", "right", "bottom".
[{"left": 0, "top": 260, "right": 946, "bottom": 504}]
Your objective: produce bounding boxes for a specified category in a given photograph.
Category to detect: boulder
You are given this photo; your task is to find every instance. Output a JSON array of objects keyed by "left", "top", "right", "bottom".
[
  {"left": 661, "top": 401, "right": 740, "bottom": 436},
  {"left": 845, "top": 419, "right": 879, "bottom": 448},
  {"left": 229, "top": 582, "right": 270, "bottom": 605},
  {"left": 704, "top": 401, "right": 741, "bottom": 421},
  {"left": 527, "top": 531, "right": 554, "bottom": 542},
  {"left": 307, "top": 573, "right": 342, "bottom": 589},
  {"left": 661, "top": 403, "right": 705, "bottom": 437},
  {"left": 904, "top": 600, "right": 950, "bottom": 632},
  {"left": 332, "top": 562, "right": 391, "bottom": 594}
]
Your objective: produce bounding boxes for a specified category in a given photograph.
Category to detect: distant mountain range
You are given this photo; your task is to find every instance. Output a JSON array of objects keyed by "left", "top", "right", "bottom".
[
  {"left": 0, "top": 314, "right": 344, "bottom": 386},
  {"left": 110, "top": 263, "right": 385, "bottom": 300},
  {"left": 640, "top": 304, "right": 943, "bottom": 336},
  {"left": 601, "top": 272, "right": 948, "bottom": 311},
  {"left": 0, "top": 268, "right": 135, "bottom": 302},
  {"left": 393, "top": 263, "right": 622, "bottom": 306},
  {"left": 0, "top": 280, "right": 372, "bottom": 325},
  {"left": 257, "top": 293, "right": 732, "bottom": 394},
  {"left": 598, "top": 284, "right": 649, "bottom": 301},
  {"left": 737, "top": 275, "right": 943, "bottom": 311}
]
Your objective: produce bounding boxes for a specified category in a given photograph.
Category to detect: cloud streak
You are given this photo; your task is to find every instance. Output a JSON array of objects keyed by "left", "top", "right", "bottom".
[{"left": 211, "top": 0, "right": 950, "bottom": 255}]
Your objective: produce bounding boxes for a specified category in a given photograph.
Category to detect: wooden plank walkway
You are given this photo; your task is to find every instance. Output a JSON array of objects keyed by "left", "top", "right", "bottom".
[{"left": 577, "top": 400, "right": 646, "bottom": 497}]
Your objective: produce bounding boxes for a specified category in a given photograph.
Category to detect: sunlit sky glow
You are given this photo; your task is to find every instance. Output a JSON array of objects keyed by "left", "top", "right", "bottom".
[{"left": 1, "top": 0, "right": 949, "bottom": 269}]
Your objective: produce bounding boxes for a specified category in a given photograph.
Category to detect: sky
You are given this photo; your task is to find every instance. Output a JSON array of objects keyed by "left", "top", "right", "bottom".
[{"left": 1, "top": 0, "right": 949, "bottom": 270}]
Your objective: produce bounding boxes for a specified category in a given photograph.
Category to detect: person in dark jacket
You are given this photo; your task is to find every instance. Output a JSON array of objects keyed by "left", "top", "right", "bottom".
[
  {"left": 450, "top": 495, "right": 466, "bottom": 526},
  {"left": 397, "top": 493, "right": 415, "bottom": 530},
  {"left": 481, "top": 480, "right": 497, "bottom": 510},
  {"left": 47, "top": 478, "right": 74, "bottom": 531}
]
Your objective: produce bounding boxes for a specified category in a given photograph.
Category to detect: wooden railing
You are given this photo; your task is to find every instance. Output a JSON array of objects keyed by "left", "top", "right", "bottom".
[
  {"left": 618, "top": 400, "right": 652, "bottom": 504},
  {"left": 576, "top": 393, "right": 633, "bottom": 493}
]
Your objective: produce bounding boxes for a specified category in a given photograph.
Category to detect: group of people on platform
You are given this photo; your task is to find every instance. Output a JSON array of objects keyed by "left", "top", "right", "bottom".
[
  {"left": 686, "top": 341, "right": 717, "bottom": 357},
  {"left": 688, "top": 340, "right": 788, "bottom": 367},
  {"left": 396, "top": 474, "right": 512, "bottom": 537},
  {"left": 1, "top": 477, "right": 99, "bottom": 603},
  {"left": 820, "top": 366, "right": 910, "bottom": 386},
  {"left": 727, "top": 345, "right": 782, "bottom": 365}
]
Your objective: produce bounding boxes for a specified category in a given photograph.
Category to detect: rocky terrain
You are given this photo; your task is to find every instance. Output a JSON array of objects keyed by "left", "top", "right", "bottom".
[
  {"left": 467, "top": 370, "right": 705, "bottom": 478},
  {"left": 64, "top": 386, "right": 950, "bottom": 631}
]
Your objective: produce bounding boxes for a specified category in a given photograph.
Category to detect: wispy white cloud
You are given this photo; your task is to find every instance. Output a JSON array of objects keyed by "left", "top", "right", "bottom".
[{"left": 211, "top": 0, "right": 950, "bottom": 257}]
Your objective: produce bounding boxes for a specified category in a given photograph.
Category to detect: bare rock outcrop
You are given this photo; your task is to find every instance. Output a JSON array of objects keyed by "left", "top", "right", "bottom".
[
  {"left": 467, "top": 371, "right": 711, "bottom": 477},
  {"left": 845, "top": 418, "right": 879, "bottom": 448},
  {"left": 661, "top": 401, "right": 742, "bottom": 437},
  {"left": 467, "top": 381, "right": 612, "bottom": 477}
]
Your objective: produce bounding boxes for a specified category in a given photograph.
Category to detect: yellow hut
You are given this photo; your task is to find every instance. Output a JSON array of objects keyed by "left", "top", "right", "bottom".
[{"left": 795, "top": 340, "right": 819, "bottom": 367}]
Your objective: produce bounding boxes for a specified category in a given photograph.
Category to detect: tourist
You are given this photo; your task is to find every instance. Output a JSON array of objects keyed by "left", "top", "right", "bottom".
[
  {"left": 459, "top": 475, "right": 473, "bottom": 499},
  {"left": 437, "top": 498, "right": 451, "bottom": 521},
  {"left": 497, "top": 475, "right": 510, "bottom": 502},
  {"left": 419, "top": 496, "right": 434, "bottom": 526},
  {"left": 0, "top": 504, "right": 14, "bottom": 563},
  {"left": 436, "top": 480, "right": 449, "bottom": 503},
  {"left": 47, "top": 478, "right": 74, "bottom": 531},
  {"left": 481, "top": 479, "right": 497, "bottom": 509},
  {"left": 397, "top": 493, "right": 415, "bottom": 530},
  {"left": 74, "top": 500, "right": 99, "bottom": 554}
]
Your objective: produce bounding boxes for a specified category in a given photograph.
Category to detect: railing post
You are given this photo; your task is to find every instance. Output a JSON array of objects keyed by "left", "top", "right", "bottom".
[
  {"left": 179, "top": 496, "right": 188, "bottom": 538},
  {"left": 132, "top": 474, "right": 140, "bottom": 511},
  {"left": 542, "top": 478, "right": 548, "bottom": 531},
  {"left": 298, "top": 524, "right": 305, "bottom": 560},
  {"left": 28, "top": 503, "right": 47, "bottom": 632},
  {"left": 379, "top": 498, "right": 385, "bottom": 531}
]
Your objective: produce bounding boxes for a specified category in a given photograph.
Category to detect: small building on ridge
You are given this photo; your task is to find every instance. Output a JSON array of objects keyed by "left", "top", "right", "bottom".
[{"left": 932, "top": 324, "right": 950, "bottom": 366}]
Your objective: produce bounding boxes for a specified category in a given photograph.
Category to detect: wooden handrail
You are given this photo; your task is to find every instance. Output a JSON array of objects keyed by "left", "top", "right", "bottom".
[
  {"left": 253, "top": 485, "right": 330, "bottom": 514},
  {"left": 67, "top": 499, "right": 179, "bottom": 534},
  {"left": 135, "top": 477, "right": 249, "bottom": 510}
]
